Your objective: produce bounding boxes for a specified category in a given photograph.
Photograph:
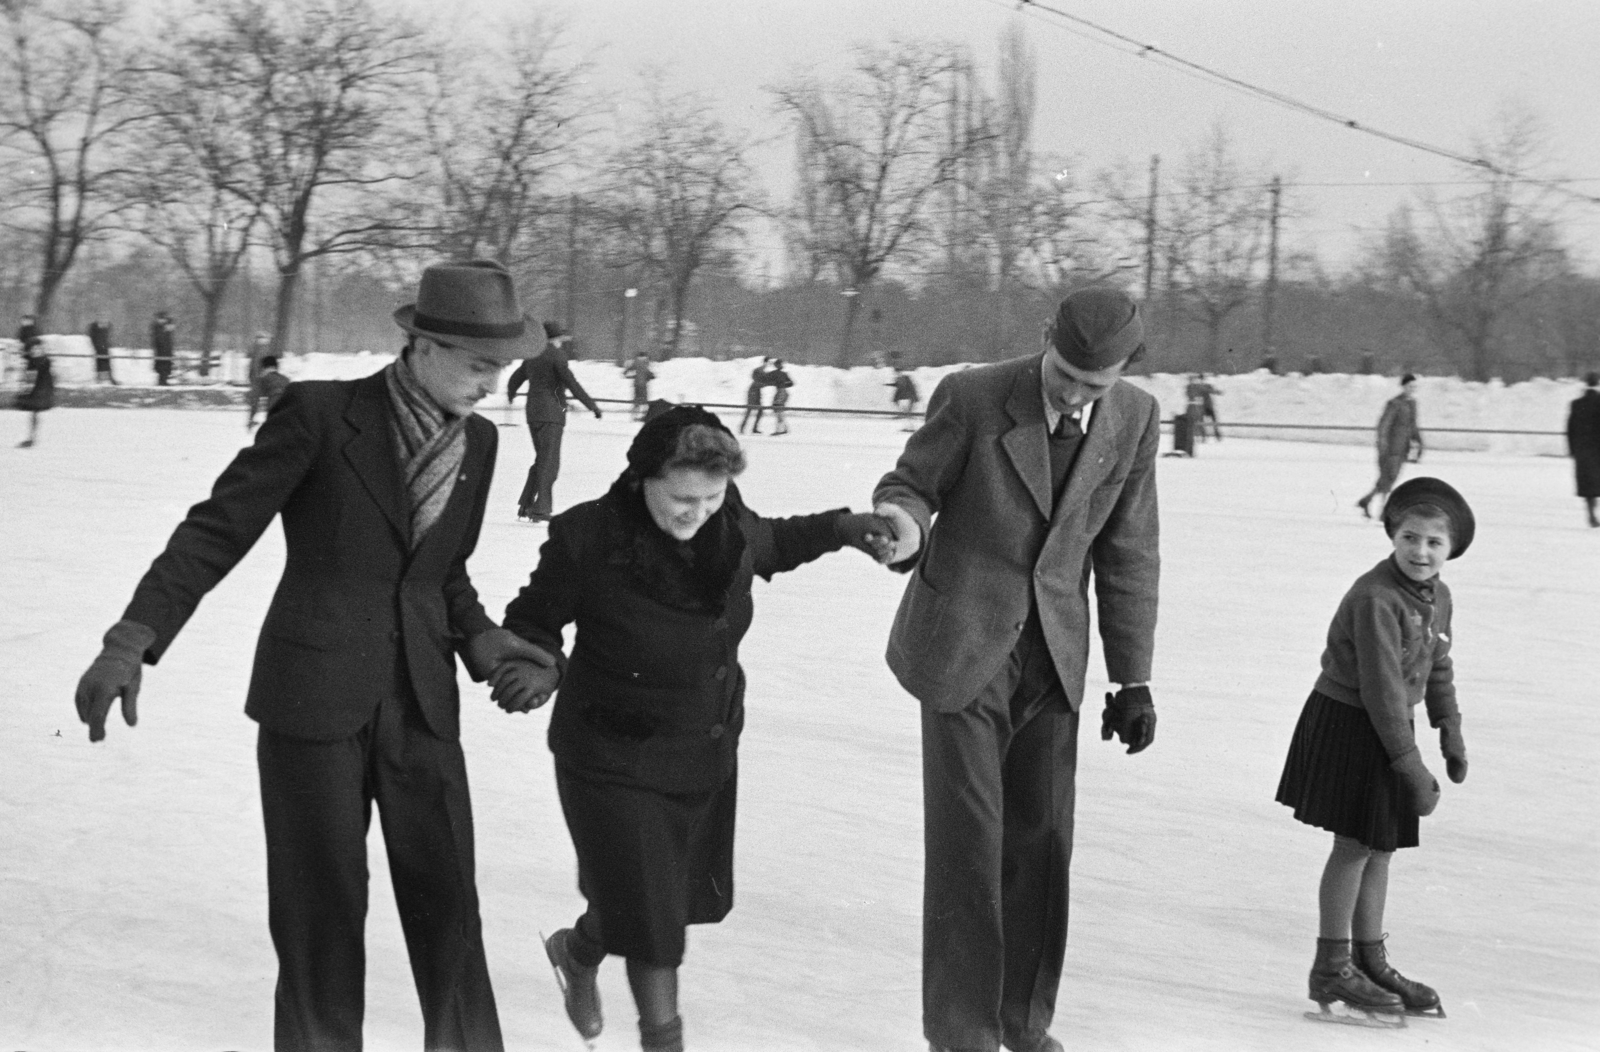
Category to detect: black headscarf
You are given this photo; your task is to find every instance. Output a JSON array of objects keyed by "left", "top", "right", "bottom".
[{"left": 602, "top": 404, "right": 747, "bottom": 613}]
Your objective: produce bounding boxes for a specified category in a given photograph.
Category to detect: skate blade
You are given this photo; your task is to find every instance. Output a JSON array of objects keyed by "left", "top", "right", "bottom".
[
  {"left": 540, "top": 929, "right": 601, "bottom": 1048},
  {"left": 1305, "top": 1001, "right": 1408, "bottom": 1029},
  {"left": 1405, "top": 1003, "right": 1446, "bottom": 1019}
]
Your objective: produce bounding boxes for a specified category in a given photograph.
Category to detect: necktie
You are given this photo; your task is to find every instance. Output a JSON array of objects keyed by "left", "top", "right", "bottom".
[{"left": 1054, "top": 412, "right": 1083, "bottom": 439}]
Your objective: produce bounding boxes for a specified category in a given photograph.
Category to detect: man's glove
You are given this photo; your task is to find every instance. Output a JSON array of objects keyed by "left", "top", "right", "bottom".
[
  {"left": 593, "top": 408, "right": 603, "bottom": 419},
  {"left": 835, "top": 511, "right": 896, "bottom": 563},
  {"left": 1390, "top": 746, "right": 1441, "bottom": 816},
  {"left": 464, "top": 627, "right": 556, "bottom": 681},
  {"left": 871, "top": 502, "right": 923, "bottom": 565},
  {"left": 76, "top": 619, "right": 157, "bottom": 742},
  {"left": 1437, "top": 715, "right": 1468, "bottom": 784},
  {"left": 1100, "top": 686, "right": 1156, "bottom": 754},
  {"left": 488, "top": 660, "right": 560, "bottom": 713}
]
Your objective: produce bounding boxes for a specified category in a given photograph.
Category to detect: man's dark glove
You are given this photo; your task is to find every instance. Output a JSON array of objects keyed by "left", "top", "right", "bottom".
[
  {"left": 835, "top": 511, "right": 896, "bottom": 563},
  {"left": 464, "top": 627, "right": 556, "bottom": 681},
  {"left": 1100, "top": 686, "right": 1156, "bottom": 754},
  {"left": 1437, "top": 715, "right": 1468, "bottom": 784},
  {"left": 488, "top": 660, "right": 559, "bottom": 713},
  {"left": 1390, "top": 746, "right": 1441, "bottom": 816},
  {"left": 76, "top": 619, "right": 156, "bottom": 742},
  {"left": 593, "top": 408, "right": 603, "bottom": 419}
]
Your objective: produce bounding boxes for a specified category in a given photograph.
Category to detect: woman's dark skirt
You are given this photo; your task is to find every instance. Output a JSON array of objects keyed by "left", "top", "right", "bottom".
[
  {"left": 1276, "top": 690, "right": 1419, "bottom": 851},
  {"left": 555, "top": 760, "right": 737, "bottom": 967}
]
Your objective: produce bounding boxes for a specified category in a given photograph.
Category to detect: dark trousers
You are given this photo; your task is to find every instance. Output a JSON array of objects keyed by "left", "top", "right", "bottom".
[
  {"left": 921, "top": 616, "right": 1080, "bottom": 1052},
  {"left": 154, "top": 357, "right": 173, "bottom": 385},
  {"left": 256, "top": 689, "right": 503, "bottom": 1052},
  {"left": 517, "top": 421, "right": 563, "bottom": 516}
]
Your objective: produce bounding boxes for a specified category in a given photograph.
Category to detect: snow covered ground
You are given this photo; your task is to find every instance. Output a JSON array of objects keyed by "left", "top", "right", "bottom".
[{"left": 1, "top": 399, "right": 1596, "bottom": 1051}]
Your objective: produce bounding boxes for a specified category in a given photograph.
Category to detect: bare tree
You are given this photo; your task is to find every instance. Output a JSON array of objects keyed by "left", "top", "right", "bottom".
[
  {"left": 1378, "top": 107, "right": 1568, "bottom": 381},
  {"left": 174, "top": 0, "right": 431, "bottom": 356},
  {"left": 771, "top": 41, "right": 989, "bottom": 365},
  {"left": 1159, "top": 123, "right": 1275, "bottom": 370},
  {"left": 601, "top": 75, "right": 760, "bottom": 360},
  {"left": 419, "top": 13, "right": 590, "bottom": 265},
  {"left": 133, "top": 14, "right": 267, "bottom": 372},
  {"left": 0, "top": 0, "right": 150, "bottom": 327}
]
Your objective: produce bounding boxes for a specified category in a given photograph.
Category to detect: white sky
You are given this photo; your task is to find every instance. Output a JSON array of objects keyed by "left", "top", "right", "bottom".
[{"left": 433, "top": 0, "right": 1600, "bottom": 278}]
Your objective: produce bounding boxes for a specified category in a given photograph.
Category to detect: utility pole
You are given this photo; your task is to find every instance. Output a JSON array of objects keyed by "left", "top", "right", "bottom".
[
  {"left": 566, "top": 194, "right": 579, "bottom": 335},
  {"left": 1263, "top": 175, "right": 1281, "bottom": 365},
  {"left": 1144, "top": 154, "right": 1159, "bottom": 303}
]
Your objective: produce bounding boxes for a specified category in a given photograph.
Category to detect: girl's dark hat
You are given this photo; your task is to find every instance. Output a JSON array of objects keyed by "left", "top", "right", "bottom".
[
  {"left": 1049, "top": 287, "right": 1145, "bottom": 370},
  {"left": 394, "top": 259, "right": 546, "bottom": 359},
  {"left": 1383, "top": 476, "right": 1475, "bottom": 558},
  {"left": 627, "top": 404, "right": 734, "bottom": 480}
]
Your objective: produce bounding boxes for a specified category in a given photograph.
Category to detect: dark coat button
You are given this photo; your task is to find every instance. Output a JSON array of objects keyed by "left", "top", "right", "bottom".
[
  {"left": 714, "top": 665, "right": 728, "bottom": 681},
  {"left": 708, "top": 724, "right": 725, "bottom": 739}
]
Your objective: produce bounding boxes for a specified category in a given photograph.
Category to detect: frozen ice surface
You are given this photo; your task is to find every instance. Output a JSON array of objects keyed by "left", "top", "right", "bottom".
[{"left": 1, "top": 405, "right": 1596, "bottom": 1051}]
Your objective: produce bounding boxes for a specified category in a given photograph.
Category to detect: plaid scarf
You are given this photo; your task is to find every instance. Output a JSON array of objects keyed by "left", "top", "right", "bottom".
[{"left": 384, "top": 353, "right": 468, "bottom": 549}]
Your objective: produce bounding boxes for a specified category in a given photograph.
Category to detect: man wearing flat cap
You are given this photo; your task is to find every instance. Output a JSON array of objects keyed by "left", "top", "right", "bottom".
[
  {"left": 73, "top": 259, "right": 554, "bottom": 1051},
  {"left": 872, "top": 286, "right": 1162, "bottom": 1052}
]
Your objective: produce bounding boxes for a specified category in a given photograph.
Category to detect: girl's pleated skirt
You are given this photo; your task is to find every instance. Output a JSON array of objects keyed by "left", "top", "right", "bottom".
[{"left": 1276, "top": 689, "right": 1419, "bottom": 851}]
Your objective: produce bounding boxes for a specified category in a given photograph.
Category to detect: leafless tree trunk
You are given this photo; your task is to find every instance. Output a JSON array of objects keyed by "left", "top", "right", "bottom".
[
  {"left": 601, "top": 74, "right": 759, "bottom": 360},
  {"left": 0, "top": 0, "right": 150, "bottom": 328},
  {"left": 771, "top": 41, "right": 989, "bottom": 366},
  {"left": 1378, "top": 107, "right": 1568, "bottom": 381}
]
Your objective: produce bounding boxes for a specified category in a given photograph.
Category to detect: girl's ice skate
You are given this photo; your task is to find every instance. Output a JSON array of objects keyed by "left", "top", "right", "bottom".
[
  {"left": 1305, "top": 938, "right": 1407, "bottom": 1028},
  {"left": 1355, "top": 936, "right": 1445, "bottom": 1017}
]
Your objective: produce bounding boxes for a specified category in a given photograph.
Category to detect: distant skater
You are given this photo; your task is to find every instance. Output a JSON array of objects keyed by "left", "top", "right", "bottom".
[
  {"left": 1565, "top": 371, "right": 1600, "bottom": 528},
  {"left": 738, "top": 357, "right": 774, "bottom": 434},
  {"left": 247, "top": 356, "right": 291, "bottom": 428},
  {"left": 1356, "top": 374, "right": 1423, "bottom": 518},
  {"left": 767, "top": 358, "right": 793, "bottom": 435},
  {"left": 506, "top": 323, "right": 602, "bottom": 523},
  {"left": 150, "top": 311, "right": 176, "bottom": 386},
  {"left": 1276, "top": 477, "right": 1475, "bottom": 1025},
  {"left": 1185, "top": 372, "right": 1221, "bottom": 440},
  {"left": 88, "top": 320, "right": 117, "bottom": 384},
  {"left": 623, "top": 352, "right": 655, "bottom": 420},
  {"left": 13, "top": 338, "right": 54, "bottom": 447},
  {"left": 888, "top": 365, "right": 920, "bottom": 431},
  {"left": 490, "top": 405, "right": 891, "bottom": 1052}
]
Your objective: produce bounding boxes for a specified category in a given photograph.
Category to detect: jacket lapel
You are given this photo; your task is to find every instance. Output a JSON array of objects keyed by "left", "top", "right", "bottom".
[
  {"left": 1000, "top": 357, "right": 1053, "bottom": 522},
  {"left": 342, "top": 372, "right": 408, "bottom": 543}
]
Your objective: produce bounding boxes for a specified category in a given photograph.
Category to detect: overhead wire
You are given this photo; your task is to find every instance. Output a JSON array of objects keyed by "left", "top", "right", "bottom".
[{"left": 993, "top": 0, "right": 1600, "bottom": 207}]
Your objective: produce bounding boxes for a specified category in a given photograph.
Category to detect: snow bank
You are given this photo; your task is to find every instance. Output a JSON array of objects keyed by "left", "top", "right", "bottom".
[{"left": 7, "top": 342, "right": 1581, "bottom": 456}]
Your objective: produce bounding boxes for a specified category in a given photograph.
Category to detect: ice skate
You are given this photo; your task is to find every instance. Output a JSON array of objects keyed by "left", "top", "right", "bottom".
[
  {"left": 1305, "top": 937, "right": 1406, "bottom": 1028},
  {"left": 1355, "top": 936, "right": 1446, "bottom": 1018},
  {"left": 543, "top": 928, "right": 603, "bottom": 1045}
]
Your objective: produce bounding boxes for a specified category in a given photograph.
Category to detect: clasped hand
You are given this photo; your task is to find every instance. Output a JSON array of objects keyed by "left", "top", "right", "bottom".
[
  {"left": 835, "top": 512, "right": 897, "bottom": 563},
  {"left": 489, "top": 659, "right": 559, "bottom": 713}
]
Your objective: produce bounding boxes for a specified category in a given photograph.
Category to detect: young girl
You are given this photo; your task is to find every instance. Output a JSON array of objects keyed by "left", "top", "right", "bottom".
[{"left": 1276, "top": 476, "right": 1474, "bottom": 1024}]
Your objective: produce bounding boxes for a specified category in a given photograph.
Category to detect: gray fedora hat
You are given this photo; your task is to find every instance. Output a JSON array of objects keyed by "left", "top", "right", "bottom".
[{"left": 394, "top": 259, "right": 546, "bottom": 360}]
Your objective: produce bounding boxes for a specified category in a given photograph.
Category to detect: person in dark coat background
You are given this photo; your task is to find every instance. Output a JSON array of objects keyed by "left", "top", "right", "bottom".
[
  {"left": 490, "top": 405, "right": 892, "bottom": 1052},
  {"left": 17, "top": 312, "right": 38, "bottom": 348},
  {"left": 13, "top": 337, "right": 54, "bottom": 447},
  {"left": 150, "top": 310, "right": 176, "bottom": 386},
  {"left": 88, "top": 320, "right": 116, "bottom": 384},
  {"left": 1357, "top": 374, "right": 1424, "bottom": 518},
  {"left": 738, "top": 357, "right": 774, "bottom": 434},
  {"left": 72, "top": 260, "right": 556, "bottom": 1052},
  {"left": 1567, "top": 371, "right": 1600, "bottom": 527},
  {"left": 506, "top": 322, "right": 602, "bottom": 523},
  {"left": 623, "top": 351, "right": 655, "bottom": 420},
  {"left": 767, "top": 358, "right": 794, "bottom": 435}
]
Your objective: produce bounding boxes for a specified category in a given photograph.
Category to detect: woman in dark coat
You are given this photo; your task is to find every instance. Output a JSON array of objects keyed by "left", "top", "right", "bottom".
[
  {"left": 14, "top": 338, "right": 54, "bottom": 447},
  {"left": 492, "top": 405, "right": 889, "bottom": 1052},
  {"left": 1567, "top": 371, "right": 1600, "bottom": 527}
]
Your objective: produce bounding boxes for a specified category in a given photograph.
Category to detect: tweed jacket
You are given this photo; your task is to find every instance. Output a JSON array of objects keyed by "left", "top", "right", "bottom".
[
  {"left": 873, "top": 354, "right": 1161, "bottom": 713},
  {"left": 121, "top": 370, "right": 498, "bottom": 742}
]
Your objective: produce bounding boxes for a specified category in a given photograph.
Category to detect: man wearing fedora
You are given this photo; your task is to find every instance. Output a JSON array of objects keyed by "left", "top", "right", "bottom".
[
  {"left": 871, "top": 287, "right": 1163, "bottom": 1052},
  {"left": 73, "top": 259, "right": 554, "bottom": 1052},
  {"left": 506, "top": 321, "right": 602, "bottom": 523}
]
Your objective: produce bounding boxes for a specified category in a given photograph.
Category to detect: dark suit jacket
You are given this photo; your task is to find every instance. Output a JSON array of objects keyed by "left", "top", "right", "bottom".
[
  {"left": 873, "top": 354, "right": 1161, "bottom": 713},
  {"left": 122, "top": 370, "right": 498, "bottom": 742},
  {"left": 1568, "top": 388, "right": 1600, "bottom": 496},
  {"left": 507, "top": 346, "right": 599, "bottom": 424}
]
